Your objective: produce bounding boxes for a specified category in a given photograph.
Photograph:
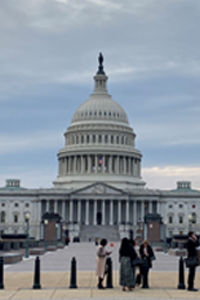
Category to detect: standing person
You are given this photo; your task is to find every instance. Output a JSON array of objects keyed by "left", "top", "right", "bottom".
[
  {"left": 119, "top": 237, "right": 136, "bottom": 291},
  {"left": 139, "top": 239, "right": 155, "bottom": 285},
  {"left": 187, "top": 231, "right": 199, "bottom": 291},
  {"left": 96, "top": 238, "right": 111, "bottom": 289}
]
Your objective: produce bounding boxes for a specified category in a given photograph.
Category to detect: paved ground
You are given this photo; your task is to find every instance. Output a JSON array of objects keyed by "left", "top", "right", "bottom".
[{"left": 1, "top": 242, "right": 200, "bottom": 300}]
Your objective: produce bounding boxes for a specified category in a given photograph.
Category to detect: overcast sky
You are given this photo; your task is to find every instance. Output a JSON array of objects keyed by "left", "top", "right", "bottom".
[{"left": 0, "top": 0, "right": 200, "bottom": 190}]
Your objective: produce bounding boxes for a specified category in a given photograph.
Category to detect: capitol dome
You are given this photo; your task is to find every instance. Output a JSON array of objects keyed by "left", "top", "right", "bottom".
[
  {"left": 71, "top": 88, "right": 129, "bottom": 125},
  {"left": 53, "top": 54, "right": 145, "bottom": 190}
]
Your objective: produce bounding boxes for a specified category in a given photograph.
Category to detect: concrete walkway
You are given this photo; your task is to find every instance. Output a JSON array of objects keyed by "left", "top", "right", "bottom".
[{"left": 1, "top": 242, "right": 200, "bottom": 299}]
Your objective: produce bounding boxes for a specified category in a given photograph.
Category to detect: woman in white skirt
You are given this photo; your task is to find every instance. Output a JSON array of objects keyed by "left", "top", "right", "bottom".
[{"left": 96, "top": 238, "right": 111, "bottom": 289}]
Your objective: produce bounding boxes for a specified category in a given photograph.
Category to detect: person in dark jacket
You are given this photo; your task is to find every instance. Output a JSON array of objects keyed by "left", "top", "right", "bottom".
[
  {"left": 187, "top": 231, "right": 199, "bottom": 291},
  {"left": 139, "top": 239, "right": 155, "bottom": 283},
  {"left": 119, "top": 238, "right": 137, "bottom": 291}
]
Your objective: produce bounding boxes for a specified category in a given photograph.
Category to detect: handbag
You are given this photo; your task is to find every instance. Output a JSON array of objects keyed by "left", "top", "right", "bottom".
[
  {"left": 185, "top": 256, "right": 199, "bottom": 268},
  {"left": 132, "top": 256, "right": 143, "bottom": 267}
]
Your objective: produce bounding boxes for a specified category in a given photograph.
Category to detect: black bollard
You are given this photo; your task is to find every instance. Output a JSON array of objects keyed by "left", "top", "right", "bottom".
[
  {"left": 106, "top": 257, "right": 113, "bottom": 288},
  {"left": 142, "top": 257, "right": 149, "bottom": 289},
  {"left": 33, "top": 256, "right": 41, "bottom": 289},
  {"left": 178, "top": 256, "right": 185, "bottom": 289},
  {"left": 70, "top": 257, "right": 77, "bottom": 288},
  {"left": 0, "top": 257, "right": 4, "bottom": 289}
]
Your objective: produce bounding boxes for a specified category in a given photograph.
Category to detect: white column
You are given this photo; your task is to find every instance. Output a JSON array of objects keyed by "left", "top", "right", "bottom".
[
  {"left": 93, "top": 200, "right": 97, "bottom": 225},
  {"left": 157, "top": 201, "right": 160, "bottom": 214},
  {"left": 54, "top": 200, "right": 58, "bottom": 213},
  {"left": 62, "top": 200, "right": 65, "bottom": 220},
  {"left": 141, "top": 201, "right": 144, "bottom": 222},
  {"left": 109, "top": 156, "right": 112, "bottom": 174},
  {"left": 102, "top": 155, "right": 105, "bottom": 173},
  {"left": 117, "top": 156, "right": 119, "bottom": 174},
  {"left": 126, "top": 200, "right": 129, "bottom": 223},
  {"left": 37, "top": 200, "right": 41, "bottom": 222},
  {"left": 85, "top": 200, "right": 89, "bottom": 225},
  {"left": 46, "top": 200, "right": 50, "bottom": 212},
  {"left": 69, "top": 200, "right": 73, "bottom": 223},
  {"left": 128, "top": 157, "right": 131, "bottom": 175},
  {"left": 81, "top": 155, "right": 84, "bottom": 173},
  {"left": 123, "top": 157, "right": 126, "bottom": 175},
  {"left": 149, "top": 201, "right": 153, "bottom": 214},
  {"left": 87, "top": 155, "right": 90, "bottom": 173},
  {"left": 102, "top": 200, "right": 105, "bottom": 225},
  {"left": 133, "top": 201, "right": 137, "bottom": 225},
  {"left": 95, "top": 155, "right": 98, "bottom": 173},
  {"left": 74, "top": 156, "right": 77, "bottom": 173},
  {"left": 77, "top": 200, "right": 81, "bottom": 224},
  {"left": 68, "top": 157, "right": 71, "bottom": 174},
  {"left": 110, "top": 200, "right": 113, "bottom": 225},
  {"left": 118, "top": 200, "right": 121, "bottom": 224}
]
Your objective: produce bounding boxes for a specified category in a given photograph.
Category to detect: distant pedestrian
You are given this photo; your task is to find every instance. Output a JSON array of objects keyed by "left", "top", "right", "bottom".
[
  {"left": 95, "top": 237, "right": 99, "bottom": 246},
  {"left": 119, "top": 237, "right": 136, "bottom": 291},
  {"left": 139, "top": 239, "right": 155, "bottom": 286},
  {"left": 187, "top": 231, "right": 199, "bottom": 291},
  {"left": 95, "top": 238, "right": 111, "bottom": 289}
]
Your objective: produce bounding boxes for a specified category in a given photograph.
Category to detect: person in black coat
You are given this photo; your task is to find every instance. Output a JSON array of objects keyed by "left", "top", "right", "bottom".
[
  {"left": 139, "top": 239, "right": 155, "bottom": 282},
  {"left": 187, "top": 231, "right": 199, "bottom": 291}
]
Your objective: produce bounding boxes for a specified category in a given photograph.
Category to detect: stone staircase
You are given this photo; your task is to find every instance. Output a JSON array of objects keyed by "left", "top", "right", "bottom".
[{"left": 79, "top": 225, "right": 120, "bottom": 242}]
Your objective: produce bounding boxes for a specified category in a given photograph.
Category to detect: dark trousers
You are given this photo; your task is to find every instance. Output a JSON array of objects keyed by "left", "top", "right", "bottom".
[{"left": 188, "top": 266, "right": 196, "bottom": 289}]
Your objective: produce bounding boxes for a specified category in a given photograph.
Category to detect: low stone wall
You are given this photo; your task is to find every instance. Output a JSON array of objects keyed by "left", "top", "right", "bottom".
[
  {"left": 29, "top": 248, "right": 45, "bottom": 255},
  {"left": 168, "top": 248, "right": 187, "bottom": 256},
  {"left": 2, "top": 253, "right": 23, "bottom": 264}
]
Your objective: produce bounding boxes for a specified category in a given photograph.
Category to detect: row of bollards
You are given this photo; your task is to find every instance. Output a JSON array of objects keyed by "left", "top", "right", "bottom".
[
  {"left": 0, "top": 255, "right": 186, "bottom": 290},
  {"left": 0, "top": 255, "right": 113, "bottom": 290}
]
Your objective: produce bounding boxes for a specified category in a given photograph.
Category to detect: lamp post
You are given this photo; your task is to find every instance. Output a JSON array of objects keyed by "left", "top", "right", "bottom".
[
  {"left": 188, "top": 214, "right": 193, "bottom": 232},
  {"left": 62, "top": 225, "right": 66, "bottom": 247},
  {"left": 44, "top": 219, "right": 48, "bottom": 252},
  {"left": 55, "top": 223, "right": 59, "bottom": 248},
  {"left": 163, "top": 221, "right": 168, "bottom": 253},
  {"left": 25, "top": 212, "right": 30, "bottom": 258},
  {"left": 149, "top": 224, "right": 153, "bottom": 246}
]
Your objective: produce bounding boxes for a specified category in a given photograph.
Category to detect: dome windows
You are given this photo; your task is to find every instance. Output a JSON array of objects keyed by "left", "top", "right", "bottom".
[
  {"left": 90, "top": 111, "right": 92, "bottom": 116},
  {"left": 99, "top": 111, "right": 102, "bottom": 116},
  {"left": 93, "top": 135, "right": 96, "bottom": 143},
  {"left": 104, "top": 111, "right": 107, "bottom": 116},
  {"left": 87, "top": 135, "right": 90, "bottom": 143},
  {"left": 99, "top": 135, "right": 102, "bottom": 143},
  {"left": 105, "top": 135, "right": 108, "bottom": 143}
]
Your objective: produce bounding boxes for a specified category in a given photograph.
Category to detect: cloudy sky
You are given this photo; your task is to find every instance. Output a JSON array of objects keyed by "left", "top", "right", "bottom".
[{"left": 0, "top": 0, "right": 200, "bottom": 190}]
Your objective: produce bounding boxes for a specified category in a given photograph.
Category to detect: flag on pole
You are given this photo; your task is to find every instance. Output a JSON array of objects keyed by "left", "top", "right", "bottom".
[{"left": 98, "top": 156, "right": 103, "bottom": 165}]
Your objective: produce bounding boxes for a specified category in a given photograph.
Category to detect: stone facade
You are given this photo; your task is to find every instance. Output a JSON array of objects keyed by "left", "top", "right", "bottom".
[{"left": 0, "top": 57, "right": 200, "bottom": 242}]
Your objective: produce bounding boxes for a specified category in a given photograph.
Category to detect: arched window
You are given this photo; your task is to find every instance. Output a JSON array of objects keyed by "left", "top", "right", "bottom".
[
  {"left": 111, "top": 135, "right": 114, "bottom": 144},
  {"left": 14, "top": 215, "right": 18, "bottom": 223},
  {"left": 179, "top": 215, "right": 183, "bottom": 224},
  {"left": 0, "top": 211, "right": 5, "bottom": 223},
  {"left": 168, "top": 215, "right": 173, "bottom": 224},
  {"left": 192, "top": 212, "right": 197, "bottom": 223},
  {"left": 105, "top": 135, "right": 108, "bottom": 143}
]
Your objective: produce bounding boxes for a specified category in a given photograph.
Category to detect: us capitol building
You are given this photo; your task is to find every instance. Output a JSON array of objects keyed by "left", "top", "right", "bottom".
[{"left": 0, "top": 54, "right": 200, "bottom": 243}]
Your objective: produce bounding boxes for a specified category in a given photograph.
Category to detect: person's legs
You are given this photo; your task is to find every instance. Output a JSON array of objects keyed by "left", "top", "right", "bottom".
[
  {"left": 188, "top": 266, "right": 196, "bottom": 290},
  {"left": 98, "top": 277, "right": 105, "bottom": 289}
]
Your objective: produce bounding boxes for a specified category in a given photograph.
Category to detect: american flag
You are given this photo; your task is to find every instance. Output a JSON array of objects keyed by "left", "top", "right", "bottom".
[{"left": 98, "top": 156, "right": 103, "bottom": 165}]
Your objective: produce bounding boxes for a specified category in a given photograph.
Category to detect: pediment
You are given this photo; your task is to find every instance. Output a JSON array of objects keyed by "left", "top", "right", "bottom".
[{"left": 73, "top": 183, "right": 126, "bottom": 195}]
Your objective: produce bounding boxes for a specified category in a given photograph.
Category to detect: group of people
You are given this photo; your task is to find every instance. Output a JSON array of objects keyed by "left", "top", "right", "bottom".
[
  {"left": 95, "top": 237, "right": 155, "bottom": 290},
  {"left": 95, "top": 231, "right": 200, "bottom": 292}
]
